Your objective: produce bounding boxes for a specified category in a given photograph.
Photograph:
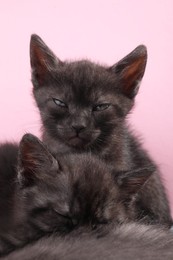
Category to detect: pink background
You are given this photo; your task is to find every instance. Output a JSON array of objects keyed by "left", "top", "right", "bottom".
[{"left": 0, "top": 1, "right": 173, "bottom": 214}]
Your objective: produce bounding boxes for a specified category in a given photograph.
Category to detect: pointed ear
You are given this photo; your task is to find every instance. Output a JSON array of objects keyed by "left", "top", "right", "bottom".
[
  {"left": 17, "top": 134, "right": 59, "bottom": 186},
  {"left": 110, "top": 45, "right": 147, "bottom": 99},
  {"left": 30, "top": 34, "right": 62, "bottom": 86},
  {"left": 116, "top": 166, "right": 154, "bottom": 197}
]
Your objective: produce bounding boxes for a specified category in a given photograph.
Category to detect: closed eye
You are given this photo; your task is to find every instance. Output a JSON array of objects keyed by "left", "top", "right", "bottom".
[
  {"left": 32, "top": 207, "right": 69, "bottom": 218},
  {"left": 52, "top": 98, "right": 67, "bottom": 108},
  {"left": 31, "top": 207, "right": 49, "bottom": 215},
  {"left": 53, "top": 209, "right": 71, "bottom": 220},
  {"left": 92, "top": 103, "right": 110, "bottom": 112},
  {"left": 32, "top": 207, "right": 72, "bottom": 223}
]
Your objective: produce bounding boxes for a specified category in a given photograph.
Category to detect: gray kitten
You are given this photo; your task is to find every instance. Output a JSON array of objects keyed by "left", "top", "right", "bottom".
[
  {"left": 0, "top": 134, "right": 152, "bottom": 256},
  {"left": 30, "top": 34, "right": 172, "bottom": 227}
]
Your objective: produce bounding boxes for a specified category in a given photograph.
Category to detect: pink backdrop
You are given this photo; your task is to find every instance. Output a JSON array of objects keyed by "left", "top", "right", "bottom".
[{"left": 0, "top": 0, "right": 173, "bottom": 214}]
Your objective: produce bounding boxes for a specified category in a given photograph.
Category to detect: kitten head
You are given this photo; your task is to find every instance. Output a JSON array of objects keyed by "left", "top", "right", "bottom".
[
  {"left": 17, "top": 134, "right": 152, "bottom": 234},
  {"left": 30, "top": 34, "right": 147, "bottom": 151}
]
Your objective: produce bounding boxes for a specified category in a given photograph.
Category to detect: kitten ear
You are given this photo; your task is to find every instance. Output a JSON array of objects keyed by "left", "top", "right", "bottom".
[
  {"left": 30, "top": 34, "right": 62, "bottom": 86},
  {"left": 17, "top": 133, "right": 59, "bottom": 186},
  {"left": 110, "top": 45, "right": 147, "bottom": 98},
  {"left": 116, "top": 166, "right": 154, "bottom": 196}
]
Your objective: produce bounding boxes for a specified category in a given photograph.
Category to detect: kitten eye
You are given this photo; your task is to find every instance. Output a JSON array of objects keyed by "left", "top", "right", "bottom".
[
  {"left": 93, "top": 103, "right": 110, "bottom": 112},
  {"left": 53, "top": 210, "right": 77, "bottom": 227},
  {"left": 31, "top": 207, "right": 50, "bottom": 216},
  {"left": 53, "top": 98, "right": 67, "bottom": 108},
  {"left": 53, "top": 210, "right": 69, "bottom": 219}
]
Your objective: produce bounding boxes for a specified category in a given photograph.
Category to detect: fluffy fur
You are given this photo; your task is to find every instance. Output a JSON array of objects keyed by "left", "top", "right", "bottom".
[{"left": 3, "top": 223, "right": 173, "bottom": 260}]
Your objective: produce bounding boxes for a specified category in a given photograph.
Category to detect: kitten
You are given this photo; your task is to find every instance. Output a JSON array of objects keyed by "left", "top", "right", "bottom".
[
  {"left": 0, "top": 134, "right": 152, "bottom": 256},
  {"left": 3, "top": 223, "right": 173, "bottom": 260},
  {"left": 30, "top": 34, "right": 172, "bottom": 227}
]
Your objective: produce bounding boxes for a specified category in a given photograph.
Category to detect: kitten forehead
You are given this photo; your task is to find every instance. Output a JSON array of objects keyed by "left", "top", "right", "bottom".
[
  {"left": 54, "top": 60, "right": 116, "bottom": 89},
  {"left": 50, "top": 64, "right": 118, "bottom": 106}
]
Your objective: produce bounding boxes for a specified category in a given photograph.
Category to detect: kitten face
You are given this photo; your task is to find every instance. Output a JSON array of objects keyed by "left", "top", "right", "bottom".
[
  {"left": 18, "top": 134, "right": 152, "bottom": 234},
  {"left": 33, "top": 61, "right": 127, "bottom": 149},
  {"left": 30, "top": 35, "right": 147, "bottom": 150}
]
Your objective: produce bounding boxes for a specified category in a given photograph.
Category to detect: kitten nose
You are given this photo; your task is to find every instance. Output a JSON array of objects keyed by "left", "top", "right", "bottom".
[{"left": 72, "top": 124, "right": 86, "bottom": 133}]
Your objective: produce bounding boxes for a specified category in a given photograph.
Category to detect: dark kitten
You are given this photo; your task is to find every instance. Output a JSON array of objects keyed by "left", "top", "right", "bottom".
[
  {"left": 3, "top": 223, "right": 173, "bottom": 260},
  {"left": 0, "top": 134, "right": 152, "bottom": 256},
  {"left": 30, "top": 34, "right": 172, "bottom": 227}
]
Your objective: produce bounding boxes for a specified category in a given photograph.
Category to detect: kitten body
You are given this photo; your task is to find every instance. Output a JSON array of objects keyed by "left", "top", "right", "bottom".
[
  {"left": 30, "top": 34, "right": 172, "bottom": 227},
  {"left": 0, "top": 143, "right": 18, "bottom": 231},
  {"left": 0, "top": 134, "right": 152, "bottom": 256},
  {"left": 3, "top": 223, "right": 173, "bottom": 260}
]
